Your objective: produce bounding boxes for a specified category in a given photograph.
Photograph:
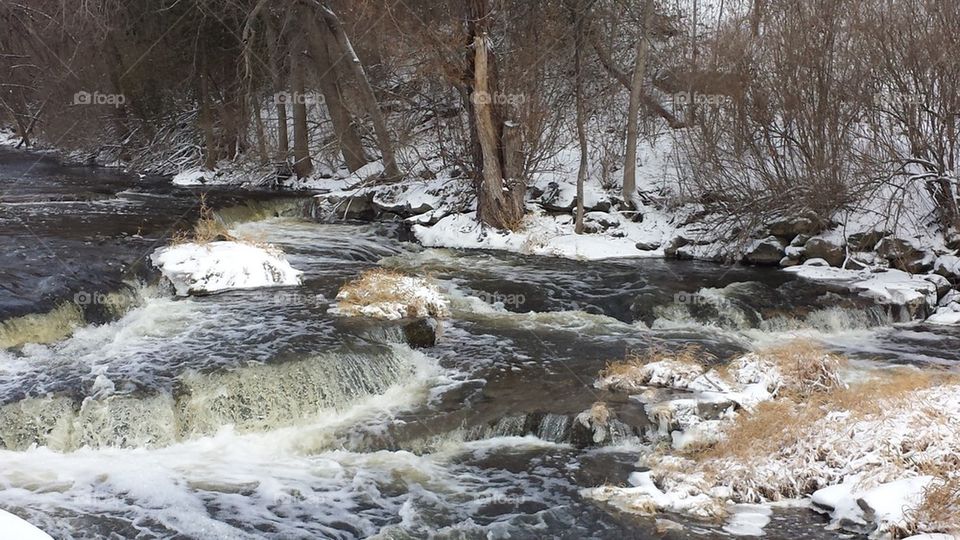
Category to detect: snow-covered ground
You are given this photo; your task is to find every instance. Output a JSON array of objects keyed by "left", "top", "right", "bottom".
[
  {"left": 150, "top": 241, "right": 302, "bottom": 296},
  {"left": 583, "top": 345, "right": 960, "bottom": 538}
]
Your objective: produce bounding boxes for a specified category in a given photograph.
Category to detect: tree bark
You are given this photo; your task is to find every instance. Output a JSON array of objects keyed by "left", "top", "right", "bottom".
[
  {"left": 199, "top": 45, "right": 217, "bottom": 171},
  {"left": 623, "top": 0, "right": 653, "bottom": 206},
  {"left": 290, "top": 34, "right": 313, "bottom": 178},
  {"left": 305, "top": 8, "right": 368, "bottom": 172},
  {"left": 264, "top": 15, "right": 289, "bottom": 162},
  {"left": 319, "top": 4, "right": 400, "bottom": 180},
  {"left": 574, "top": 2, "right": 588, "bottom": 234},
  {"left": 473, "top": 34, "right": 524, "bottom": 230},
  {"left": 253, "top": 98, "right": 268, "bottom": 165}
]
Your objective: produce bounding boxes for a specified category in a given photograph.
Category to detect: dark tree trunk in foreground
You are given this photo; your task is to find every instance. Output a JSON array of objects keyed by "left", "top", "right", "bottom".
[{"left": 290, "top": 34, "right": 313, "bottom": 178}]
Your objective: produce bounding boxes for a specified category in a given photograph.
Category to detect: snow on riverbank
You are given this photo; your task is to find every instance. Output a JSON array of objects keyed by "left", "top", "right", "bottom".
[
  {"left": 332, "top": 269, "right": 449, "bottom": 320},
  {"left": 584, "top": 343, "right": 960, "bottom": 538},
  {"left": 150, "top": 241, "right": 302, "bottom": 296},
  {"left": 413, "top": 211, "right": 672, "bottom": 261},
  {"left": 785, "top": 262, "right": 943, "bottom": 319}
]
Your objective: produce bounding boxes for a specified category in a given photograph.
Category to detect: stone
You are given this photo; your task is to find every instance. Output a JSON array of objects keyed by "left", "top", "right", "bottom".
[
  {"left": 847, "top": 230, "right": 889, "bottom": 251},
  {"left": 768, "top": 216, "right": 821, "bottom": 238},
  {"left": 635, "top": 240, "right": 661, "bottom": 251},
  {"left": 402, "top": 318, "right": 443, "bottom": 348},
  {"left": 876, "top": 237, "right": 931, "bottom": 273},
  {"left": 743, "top": 236, "right": 786, "bottom": 266},
  {"left": 663, "top": 236, "right": 690, "bottom": 258},
  {"left": 803, "top": 237, "right": 845, "bottom": 267},
  {"left": 779, "top": 256, "right": 800, "bottom": 267}
]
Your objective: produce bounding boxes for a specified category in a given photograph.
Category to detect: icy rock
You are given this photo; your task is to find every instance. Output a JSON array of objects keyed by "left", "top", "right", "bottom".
[
  {"left": 743, "top": 236, "right": 786, "bottom": 266},
  {"left": 803, "top": 237, "right": 845, "bottom": 267},
  {"left": 151, "top": 241, "right": 303, "bottom": 296}
]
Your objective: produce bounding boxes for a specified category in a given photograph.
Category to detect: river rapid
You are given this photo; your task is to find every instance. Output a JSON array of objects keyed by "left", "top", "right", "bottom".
[{"left": 1, "top": 148, "right": 958, "bottom": 539}]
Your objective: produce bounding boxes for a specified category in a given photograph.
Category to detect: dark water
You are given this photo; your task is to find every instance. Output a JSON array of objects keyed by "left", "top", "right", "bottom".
[{"left": 3, "top": 149, "right": 950, "bottom": 539}]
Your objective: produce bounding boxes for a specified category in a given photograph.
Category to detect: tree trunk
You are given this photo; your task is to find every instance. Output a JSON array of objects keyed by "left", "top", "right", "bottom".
[
  {"left": 199, "top": 45, "right": 217, "bottom": 171},
  {"left": 319, "top": 4, "right": 400, "bottom": 180},
  {"left": 305, "top": 9, "right": 368, "bottom": 172},
  {"left": 623, "top": 0, "right": 653, "bottom": 206},
  {"left": 290, "top": 35, "right": 313, "bottom": 178},
  {"left": 253, "top": 98, "right": 269, "bottom": 165},
  {"left": 473, "top": 34, "right": 524, "bottom": 230},
  {"left": 574, "top": 3, "right": 588, "bottom": 234},
  {"left": 264, "top": 15, "right": 289, "bottom": 162}
]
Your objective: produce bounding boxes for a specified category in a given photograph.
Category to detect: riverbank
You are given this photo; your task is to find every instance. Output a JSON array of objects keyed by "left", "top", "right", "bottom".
[{"left": 581, "top": 342, "right": 960, "bottom": 538}]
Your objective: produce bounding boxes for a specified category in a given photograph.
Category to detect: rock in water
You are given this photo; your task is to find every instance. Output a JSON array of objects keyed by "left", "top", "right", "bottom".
[
  {"left": 743, "top": 236, "right": 786, "bottom": 266},
  {"left": 151, "top": 241, "right": 303, "bottom": 296},
  {"left": 402, "top": 317, "right": 443, "bottom": 347}
]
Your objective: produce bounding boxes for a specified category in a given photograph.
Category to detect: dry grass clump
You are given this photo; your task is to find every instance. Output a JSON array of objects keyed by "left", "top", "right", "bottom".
[
  {"left": 756, "top": 340, "right": 847, "bottom": 399},
  {"left": 335, "top": 268, "right": 449, "bottom": 320},
  {"left": 910, "top": 475, "right": 960, "bottom": 535},
  {"left": 171, "top": 195, "right": 235, "bottom": 245}
]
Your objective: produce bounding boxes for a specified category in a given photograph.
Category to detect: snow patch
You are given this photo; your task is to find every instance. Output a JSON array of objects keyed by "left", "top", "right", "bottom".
[{"left": 150, "top": 241, "right": 302, "bottom": 296}]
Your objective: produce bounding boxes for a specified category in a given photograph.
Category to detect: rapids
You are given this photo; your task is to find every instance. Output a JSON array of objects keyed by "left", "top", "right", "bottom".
[{"left": 2, "top": 147, "right": 956, "bottom": 538}]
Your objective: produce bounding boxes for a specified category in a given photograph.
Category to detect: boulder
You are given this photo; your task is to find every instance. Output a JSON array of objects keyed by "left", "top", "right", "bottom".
[
  {"left": 803, "top": 237, "right": 845, "bottom": 267},
  {"left": 847, "top": 230, "right": 889, "bottom": 251},
  {"left": 635, "top": 240, "right": 661, "bottom": 251},
  {"left": 934, "top": 254, "right": 960, "bottom": 282},
  {"left": 663, "top": 236, "right": 690, "bottom": 258},
  {"left": 767, "top": 216, "right": 821, "bottom": 238},
  {"left": 743, "top": 236, "right": 786, "bottom": 266},
  {"left": 319, "top": 193, "right": 377, "bottom": 220},
  {"left": 876, "top": 237, "right": 931, "bottom": 273},
  {"left": 402, "top": 317, "right": 443, "bottom": 348}
]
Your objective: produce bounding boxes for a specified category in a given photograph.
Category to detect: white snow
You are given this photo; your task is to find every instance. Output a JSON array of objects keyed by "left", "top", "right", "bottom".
[
  {"left": 723, "top": 504, "right": 772, "bottom": 536},
  {"left": 150, "top": 241, "right": 303, "bottom": 296},
  {"left": 0, "top": 509, "right": 53, "bottom": 539},
  {"left": 413, "top": 211, "right": 670, "bottom": 261},
  {"left": 785, "top": 263, "right": 938, "bottom": 314},
  {"left": 171, "top": 167, "right": 217, "bottom": 186},
  {"left": 0, "top": 128, "right": 20, "bottom": 147}
]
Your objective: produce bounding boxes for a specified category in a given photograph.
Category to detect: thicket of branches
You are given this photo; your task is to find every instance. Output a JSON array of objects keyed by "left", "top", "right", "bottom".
[{"left": 2, "top": 0, "right": 959, "bottom": 236}]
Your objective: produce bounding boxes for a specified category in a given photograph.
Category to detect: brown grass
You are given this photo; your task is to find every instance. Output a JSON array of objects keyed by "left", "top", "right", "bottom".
[
  {"left": 171, "top": 194, "right": 235, "bottom": 245},
  {"left": 760, "top": 340, "right": 847, "bottom": 400},
  {"left": 910, "top": 475, "right": 960, "bottom": 535},
  {"left": 338, "top": 268, "right": 409, "bottom": 304},
  {"left": 336, "top": 268, "right": 447, "bottom": 319},
  {"left": 696, "top": 363, "right": 955, "bottom": 462}
]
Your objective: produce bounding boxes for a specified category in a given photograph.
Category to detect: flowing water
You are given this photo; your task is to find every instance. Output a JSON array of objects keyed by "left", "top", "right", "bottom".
[{"left": 1, "top": 147, "right": 956, "bottom": 539}]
